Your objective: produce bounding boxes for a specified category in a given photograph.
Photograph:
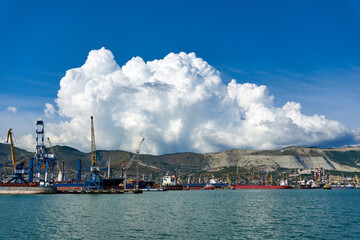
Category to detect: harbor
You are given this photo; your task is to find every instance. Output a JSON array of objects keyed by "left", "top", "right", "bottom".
[
  {"left": 1, "top": 117, "right": 359, "bottom": 194},
  {"left": 0, "top": 118, "right": 147, "bottom": 194}
]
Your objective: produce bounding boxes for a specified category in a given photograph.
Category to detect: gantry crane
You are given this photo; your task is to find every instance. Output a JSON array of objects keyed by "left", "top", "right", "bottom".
[{"left": 32, "top": 121, "right": 57, "bottom": 184}]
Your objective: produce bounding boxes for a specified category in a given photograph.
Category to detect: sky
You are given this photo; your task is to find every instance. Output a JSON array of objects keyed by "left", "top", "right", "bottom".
[{"left": 0, "top": 0, "right": 359, "bottom": 154}]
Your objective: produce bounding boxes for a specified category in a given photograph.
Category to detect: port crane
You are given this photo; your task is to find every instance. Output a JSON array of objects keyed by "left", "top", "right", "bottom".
[
  {"left": 123, "top": 138, "right": 145, "bottom": 189},
  {"left": 6, "top": 128, "right": 29, "bottom": 183},
  {"left": 83, "top": 116, "right": 103, "bottom": 189},
  {"left": 30, "top": 121, "right": 58, "bottom": 184},
  {"left": 74, "top": 117, "right": 116, "bottom": 187}
]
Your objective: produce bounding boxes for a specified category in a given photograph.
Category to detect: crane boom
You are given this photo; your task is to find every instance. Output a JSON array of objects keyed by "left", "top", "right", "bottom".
[
  {"left": 47, "top": 137, "right": 55, "bottom": 155},
  {"left": 47, "top": 137, "right": 60, "bottom": 172},
  {"left": 6, "top": 128, "right": 16, "bottom": 168},
  {"left": 124, "top": 138, "right": 145, "bottom": 171},
  {"left": 90, "top": 116, "right": 96, "bottom": 167}
]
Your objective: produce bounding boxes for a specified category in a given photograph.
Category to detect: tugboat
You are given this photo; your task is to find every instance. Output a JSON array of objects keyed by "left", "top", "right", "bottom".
[
  {"left": 323, "top": 183, "right": 332, "bottom": 190},
  {"left": 311, "top": 182, "right": 320, "bottom": 189}
]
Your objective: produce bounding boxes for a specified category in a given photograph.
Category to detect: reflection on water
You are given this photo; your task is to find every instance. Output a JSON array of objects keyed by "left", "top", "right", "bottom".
[{"left": 1, "top": 190, "right": 360, "bottom": 239}]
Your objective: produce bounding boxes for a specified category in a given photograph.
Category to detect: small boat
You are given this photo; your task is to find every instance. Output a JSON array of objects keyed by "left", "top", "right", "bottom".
[
  {"left": 323, "top": 184, "right": 332, "bottom": 190},
  {"left": 131, "top": 189, "right": 143, "bottom": 194},
  {"left": 311, "top": 182, "right": 320, "bottom": 189},
  {"left": 330, "top": 184, "right": 354, "bottom": 189},
  {"left": 145, "top": 187, "right": 167, "bottom": 191},
  {"left": 203, "top": 184, "right": 215, "bottom": 190}
]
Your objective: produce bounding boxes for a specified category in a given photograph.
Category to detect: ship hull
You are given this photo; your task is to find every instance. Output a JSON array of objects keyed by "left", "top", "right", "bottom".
[
  {"left": 54, "top": 178, "right": 124, "bottom": 191},
  {"left": 233, "top": 185, "right": 292, "bottom": 189},
  {"left": 0, "top": 184, "right": 57, "bottom": 194},
  {"left": 54, "top": 182, "right": 84, "bottom": 191},
  {"left": 125, "top": 181, "right": 155, "bottom": 189},
  {"left": 184, "top": 183, "right": 229, "bottom": 190},
  {"left": 330, "top": 186, "right": 354, "bottom": 189},
  {"left": 164, "top": 185, "right": 183, "bottom": 190}
]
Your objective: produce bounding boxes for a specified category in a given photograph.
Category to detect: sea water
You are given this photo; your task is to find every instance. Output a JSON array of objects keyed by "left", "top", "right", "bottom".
[{"left": 1, "top": 189, "right": 360, "bottom": 239}]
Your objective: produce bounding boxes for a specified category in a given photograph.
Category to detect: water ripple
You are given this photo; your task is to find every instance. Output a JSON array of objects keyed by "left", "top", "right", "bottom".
[{"left": 1, "top": 190, "right": 360, "bottom": 239}]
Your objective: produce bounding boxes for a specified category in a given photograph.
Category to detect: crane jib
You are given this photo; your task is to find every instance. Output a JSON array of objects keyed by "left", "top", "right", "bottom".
[{"left": 7, "top": 128, "right": 17, "bottom": 168}]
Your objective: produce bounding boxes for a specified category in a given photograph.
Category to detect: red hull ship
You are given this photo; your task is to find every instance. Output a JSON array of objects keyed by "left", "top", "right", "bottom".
[{"left": 233, "top": 185, "right": 292, "bottom": 189}]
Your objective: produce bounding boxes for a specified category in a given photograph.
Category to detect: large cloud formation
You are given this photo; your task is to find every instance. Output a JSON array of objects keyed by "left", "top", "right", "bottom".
[{"left": 45, "top": 48, "right": 359, "bottom": 155}]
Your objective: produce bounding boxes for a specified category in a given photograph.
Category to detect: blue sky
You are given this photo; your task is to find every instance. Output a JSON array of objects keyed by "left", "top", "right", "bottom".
[{"left": 0, "top": 0, "right": 359, "bottom": 151}]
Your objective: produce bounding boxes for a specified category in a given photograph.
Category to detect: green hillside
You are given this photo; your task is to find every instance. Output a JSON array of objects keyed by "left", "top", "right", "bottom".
[
  {"left": 1, "top": 143, "right": 360, "bottom": 180},
  {"left": 0, "top": 143, "right": 34, "bottom": 165},
  {"left": 324, "top": 150, "right": 360, "bottom": 168}
]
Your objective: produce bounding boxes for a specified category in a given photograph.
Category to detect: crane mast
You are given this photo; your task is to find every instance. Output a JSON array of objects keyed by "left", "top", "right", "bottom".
[
  {"left": 90, "top": 116, "right": 97, "bottom": 168},
  {"left": 6, "top": 129, "right": 16, "bottom": 168},
  {"left": 83, "top": 116, "right": 102, "bottom": 190}
]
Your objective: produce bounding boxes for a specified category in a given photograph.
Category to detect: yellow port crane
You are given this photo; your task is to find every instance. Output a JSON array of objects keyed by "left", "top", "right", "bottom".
[
  {"left": 6, "top": 128, "right": 28, "bottom": 183},
  {"left": 7, "top": 128, "right": 16, "bottom": 168},
  {"left": 83, "top": 116, "right": 102, "bottom": 190},
  {"left": 90, "top": 116, "right": 97, "bottom": 168},
  {"left": 227, "top": 174, "right": 231, "bottom": 184}
]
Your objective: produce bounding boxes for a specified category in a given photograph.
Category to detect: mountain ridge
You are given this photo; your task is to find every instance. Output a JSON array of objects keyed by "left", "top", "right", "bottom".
[{"left": 0, "top": 143, "right": 359, "bottom": 177}]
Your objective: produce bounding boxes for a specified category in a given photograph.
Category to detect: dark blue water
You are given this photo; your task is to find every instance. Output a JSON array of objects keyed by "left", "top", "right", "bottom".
[{"left": 1, "top": 189, "right": 360, "bottom": 239}]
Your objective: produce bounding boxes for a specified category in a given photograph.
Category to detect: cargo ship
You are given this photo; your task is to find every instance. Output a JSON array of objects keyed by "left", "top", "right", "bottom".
[
  {"left": 124, "top": 180, "right": 155, "bottom": 189},
  {"left": 0, "top": 182, "right": 57, "bottom": 194},
  {"left": 54, "top": 178, "right": 124, "bottom": 191},
  {"left": 162, "top": 174, "right": 183, "bottom": 190}
]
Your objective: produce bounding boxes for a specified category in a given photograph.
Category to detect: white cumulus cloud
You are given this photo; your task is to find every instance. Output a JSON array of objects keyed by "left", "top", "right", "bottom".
[
  {"left": 44, "top": 47, "right": 359, "bottom": 155},
  {"left": 44, "top": 103, "right": 56, "bottom": 117},
  {"left": 7, "top": 106, "right": 17, "bottom": 113},
  {"left": 16, "top": 134, "right": 35, "bottom": 151}
]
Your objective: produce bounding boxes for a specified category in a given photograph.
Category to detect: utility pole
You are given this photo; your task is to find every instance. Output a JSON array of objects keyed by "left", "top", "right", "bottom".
[
  {"left": 236, "top": 163, "right": 239, "bottom": 185},
  {"left": 107, "top": 157, "right": 111, "bottom": 179}
]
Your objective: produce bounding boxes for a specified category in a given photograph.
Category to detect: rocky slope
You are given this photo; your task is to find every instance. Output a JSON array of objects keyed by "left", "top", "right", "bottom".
[{"left": 205, "top": 146, "right": 360, "bottom": 172}]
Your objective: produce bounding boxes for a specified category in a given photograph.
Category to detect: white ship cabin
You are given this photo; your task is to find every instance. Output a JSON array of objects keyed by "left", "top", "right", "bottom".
[
  {"left": 162, "top": 175, "right": 177, "bottom": 186},
  {"left": 209, "top": 178, "right": 218, "bottom": 184}
]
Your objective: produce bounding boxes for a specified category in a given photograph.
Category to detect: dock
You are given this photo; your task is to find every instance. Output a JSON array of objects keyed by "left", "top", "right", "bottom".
[{"left": 56, "top": 189, "right": 143, "bottom": 194}]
